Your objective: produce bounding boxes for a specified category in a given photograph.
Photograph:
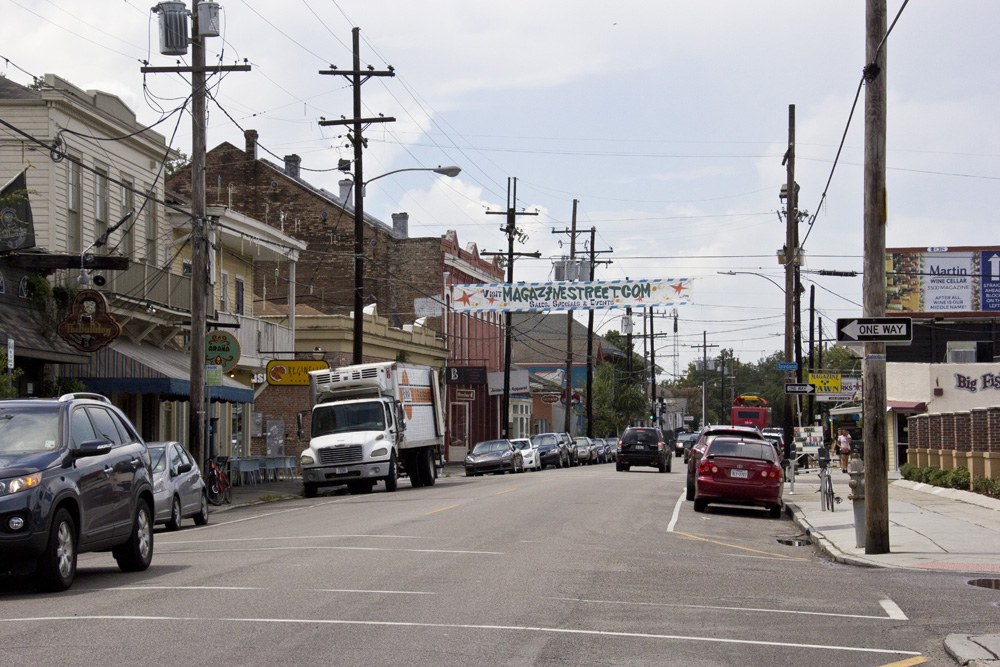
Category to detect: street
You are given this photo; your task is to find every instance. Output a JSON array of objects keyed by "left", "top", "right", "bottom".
[{"left": 2, "top": 464, "right": 994, "bottom": 666}]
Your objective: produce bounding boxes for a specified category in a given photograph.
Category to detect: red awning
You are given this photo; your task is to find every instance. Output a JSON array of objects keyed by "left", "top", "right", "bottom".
[{"left": 887, "top": 400, "right": 926, "bottom": 411}]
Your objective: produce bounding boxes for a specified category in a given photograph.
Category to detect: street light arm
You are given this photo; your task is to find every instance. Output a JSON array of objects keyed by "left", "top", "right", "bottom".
[
  {"left": 718, "top": 270, "right": 785, "bottom": 294},
  {"left": 363, "top": 165, "right": 461, "bottom": 187}
]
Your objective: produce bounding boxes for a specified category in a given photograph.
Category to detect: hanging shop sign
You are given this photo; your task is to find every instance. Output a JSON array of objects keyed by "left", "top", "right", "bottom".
[
  {"left": 266, "top": 359, "right": 330, "bottom": 386},
  {"left": 57, "top": 289, "right": 121, "bottom": 353},
  {"left": 450, "top": 278, "right": 692, "bottom": 313},
  {"left": 206, "top": 330, "right": 241, "bottom": 373}
]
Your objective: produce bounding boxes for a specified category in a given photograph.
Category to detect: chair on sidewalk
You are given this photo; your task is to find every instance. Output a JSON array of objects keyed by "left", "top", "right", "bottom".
[{"left": 233, "top": 457, "right": 260, "bottom": 486}]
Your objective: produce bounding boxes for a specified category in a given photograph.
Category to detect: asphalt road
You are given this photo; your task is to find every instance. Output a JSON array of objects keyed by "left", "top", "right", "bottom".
[{"left": 2, "top": 461, "right": 997, "bottom": 666}]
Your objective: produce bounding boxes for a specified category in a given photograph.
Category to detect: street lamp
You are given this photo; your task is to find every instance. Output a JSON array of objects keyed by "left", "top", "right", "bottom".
[
  {"left": 350, "top": 165, "right": 461, "bottom": 364},
  {"left": 717, "top": 270, "right": 785, "bottom": 294}
]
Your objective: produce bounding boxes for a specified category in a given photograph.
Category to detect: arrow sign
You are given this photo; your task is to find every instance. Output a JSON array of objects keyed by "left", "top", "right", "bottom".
[
  {"left": 785, "top": 383, "right": 815, "bottom": 395},
  {"left": 836, "top": 317, "right": 912, "bottom": 344}
]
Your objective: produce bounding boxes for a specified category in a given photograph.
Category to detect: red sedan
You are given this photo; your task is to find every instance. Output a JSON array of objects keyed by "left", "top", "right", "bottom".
[{"left": 693, "top": 437, "right": 784, "bottom": 518}]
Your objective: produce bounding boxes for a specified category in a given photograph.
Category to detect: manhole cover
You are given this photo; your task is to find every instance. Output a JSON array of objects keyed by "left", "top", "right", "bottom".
[
  {"left": 776, "top": 537, "right": 810, "bottom": 547},
  {"left": 968, "top": 578, "right": 1000, "bottom": 590}
]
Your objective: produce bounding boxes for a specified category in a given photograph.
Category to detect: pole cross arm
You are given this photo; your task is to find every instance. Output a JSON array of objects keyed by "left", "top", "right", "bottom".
[
  {"left": 318, "top": 69, "right": 395, "bottom": 78},
  {"left": 319, "top": 117, "right": 396, "bottom": 127},
  {"left": 140, "top": 65, "right": 251, "bottom": 74}
]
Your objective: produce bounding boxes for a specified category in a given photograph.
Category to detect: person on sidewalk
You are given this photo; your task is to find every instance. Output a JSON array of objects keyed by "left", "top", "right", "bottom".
[{"left": 837, "top": 428, "right": 852, "bottom": 472}]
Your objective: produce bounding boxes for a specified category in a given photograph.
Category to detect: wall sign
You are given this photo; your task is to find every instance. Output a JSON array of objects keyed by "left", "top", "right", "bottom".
[
  {"left": 206, "top": 330, "right": 241, "bottom": 373},
  {"left": 57, "top": 289, "right": 121, "bottom": 353}
]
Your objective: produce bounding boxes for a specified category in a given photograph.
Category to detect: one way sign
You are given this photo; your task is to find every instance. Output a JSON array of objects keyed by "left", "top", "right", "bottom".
[{"left": 837, "top": 317, "right": 912, "bottom": 344}]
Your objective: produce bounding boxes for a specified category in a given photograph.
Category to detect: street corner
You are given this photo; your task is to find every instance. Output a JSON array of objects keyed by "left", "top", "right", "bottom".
[{"left": 944, "top": 634, "right": 1000, "bottom": 666}]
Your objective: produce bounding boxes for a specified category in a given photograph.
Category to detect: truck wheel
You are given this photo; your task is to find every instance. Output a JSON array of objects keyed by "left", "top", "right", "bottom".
[
  {"left": 418, "top": 449, "right": 436, "bottom": 487},
  {"left": 303, "top": 482, "right": 318, "bottom": 498},
  {"left": 407, "top": 452, "right": 425, "bottom": 488},
  {"left": 384, "top": 453, "right": 398, "bottom": 492}
]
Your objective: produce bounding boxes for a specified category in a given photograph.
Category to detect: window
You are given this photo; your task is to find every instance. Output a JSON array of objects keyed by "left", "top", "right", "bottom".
[
  {"left": 220, "top": 271, "right": 230, "bottom": 312},
  {"left": 70, "top": 409, "right": 98, "bottom": 447},
  {"left": 234, "top": 276, "right": 245, "bottom": 315},
  {"left": 144, "top": 188, "right": 156, "bottom": 263},
  {"left": 67, "top": 158, "right": 82, "bottom": 253},
  {"left": 120, "top": 180, "right": 134, "bottom": 258},
  {"left": 946, "top": 342, "right": 977, "bottom": 364},
  {"left": 94, "top": 167, "right": 109, "bottom": 250},
  {"left": 87, "top": 407, "right": 123, "bottom": 446}
]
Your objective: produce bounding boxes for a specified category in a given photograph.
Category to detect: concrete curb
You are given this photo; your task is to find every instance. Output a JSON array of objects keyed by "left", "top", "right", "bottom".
[
  {"left": 944, "top": 634, "right": 1000, "bottom": 666},
  {"left": 784, "top": 500, "right": 880, "bottom": 569},
  {"left": 894, "top": 479, "right": 1000, "bottom": 512}
]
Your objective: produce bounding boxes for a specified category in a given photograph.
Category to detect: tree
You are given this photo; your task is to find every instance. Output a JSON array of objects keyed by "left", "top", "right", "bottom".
[{"left": 591, "top": 362, "right": 647, "bottom": 436}]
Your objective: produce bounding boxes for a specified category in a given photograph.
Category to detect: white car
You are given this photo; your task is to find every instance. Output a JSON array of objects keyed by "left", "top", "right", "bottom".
[{"left": 511, "top": 438, "right": 541, "bottom": 471}]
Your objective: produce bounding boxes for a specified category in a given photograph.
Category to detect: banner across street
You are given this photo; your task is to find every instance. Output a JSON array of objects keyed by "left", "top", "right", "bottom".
[{"left": 450, "top": 278, "right": 692, "bottom": 313}]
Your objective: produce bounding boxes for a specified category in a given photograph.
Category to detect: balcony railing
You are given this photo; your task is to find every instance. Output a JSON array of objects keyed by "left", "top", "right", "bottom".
[
  {"left": 105, "top": 261, "right": 191, "bottom": 313},
  {"left": 216, "top": 311, "right": 293, "bottom": 368}
]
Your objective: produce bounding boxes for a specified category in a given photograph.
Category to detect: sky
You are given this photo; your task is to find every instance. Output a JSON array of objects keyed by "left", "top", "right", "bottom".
[{"left": 2, "top": 0, "right": 998, "bottom": 380}]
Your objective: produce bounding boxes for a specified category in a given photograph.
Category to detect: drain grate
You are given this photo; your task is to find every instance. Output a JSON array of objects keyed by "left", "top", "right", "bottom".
[
  {"left": 968, "top": 578, "right": 1000, "bottom": 590},
  {"left": 776, "top": 537, "right": 810, "bottom": 547}
]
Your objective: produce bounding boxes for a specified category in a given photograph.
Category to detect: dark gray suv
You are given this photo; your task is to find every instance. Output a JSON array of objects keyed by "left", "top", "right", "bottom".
[{"left": 0, "top": 393, "right": 155, "bottom": 591}]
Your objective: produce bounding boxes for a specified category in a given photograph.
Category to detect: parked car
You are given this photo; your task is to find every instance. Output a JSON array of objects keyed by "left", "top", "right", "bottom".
[
  {"left": 686, "top": 425, "right": 764, "bottom": 500},
  {"left": 465, "top": 439, "right": 523, "bottom": 476},
  {"left": 574, "top": 437, "right": 598, "bottom": 465},
  {"left": 532, "top": 432, "right": 568, "bottom": 469},
  {"left": 148, "top": 441, "right": 209, "bottom": 530},
  {"left": 559, "top": 432, "right": 577, "bottom": 465},
  {"left": 0, "top": 393, "right": 155, "bottom": 592},
  {"left": 593, "top": 438, "right": 608, "bottom": 463},
  {"left": 511, "top": 438, "right": 540, "bottom": 471},
  {"left": 676, "top": 432, "right": 698, "bottom": 458},
  {"left": 692, "top": 436, "right": 784, "bottom": 518},
  {"left": 617, "top": 427, "right": 671, "bottom": 473}
]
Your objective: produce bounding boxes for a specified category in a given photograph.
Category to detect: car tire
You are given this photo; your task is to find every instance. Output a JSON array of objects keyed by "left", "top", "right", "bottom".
[
  {"left": 685, "top": 478, "right": 695, "bottom": 501},
  {"left": 385, "top": 453, "right": 398, "bottom": 492},
  {"left": 693, "top": 498, "right": 707, "bottom": 513},
  {"left": 193, "top": 492, "right": 209, "bottom": 526},
  {"left": 616, "top": 462, "right": 623, "bottom": 471},
  {"left": 166, "top": 496, "right": 182, "bottom": 531},
  {"left": 658, "top": 460, "right": 667, "bottom": 473},
  {"left": 114, "top": 500, "right": 153, "bottom": 573},
  {"left": 303, "top": 482, "right": 318, "bottom": 498},
  {"left": 35, "top": 508, "right": 77, "bottom": 592},
  {"left": 769, "top": 503, "right": 783, "bottom": 519},
  {"left": 666, "top": 458, "right": 672, "bottom": 473}
]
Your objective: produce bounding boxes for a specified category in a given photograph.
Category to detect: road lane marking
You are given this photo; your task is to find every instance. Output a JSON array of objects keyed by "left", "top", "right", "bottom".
[
  {"left": 426, "top": 504, "right": 460, "bottom": 515},
  {"left": 666, "top": 491, "right": 684, "bottom": 533},
  {"left": 877, "top": 658, "right": 927, "bottom": 667},
  {"left": 0, "top": 615, "right": 921, "bottom": 656},
  {"left": 495, "top": 488, "right": 517, "bottom": 495},
  {"left": 672, "top": 530, "right": 810, "bottom": 561},
  {"left": 880, "top": 599, "right": 909, "bottom": 620},
  {"left": 160, "top": 534, "right": 424, "bottom": 545},
  {"left": 550, "top": 596, "right": 907, "bottom": 621},
  {"left": 103, "top": 586, "right": 435, "bottom": 595},
  {"left": 155, "top": 546, "right": 503, "bottom": 555}
]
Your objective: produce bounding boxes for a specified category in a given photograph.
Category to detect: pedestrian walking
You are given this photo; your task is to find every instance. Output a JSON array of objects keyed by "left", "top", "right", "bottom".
[{"left": 837, "top": 428, "right": 852, "bottom": 471}]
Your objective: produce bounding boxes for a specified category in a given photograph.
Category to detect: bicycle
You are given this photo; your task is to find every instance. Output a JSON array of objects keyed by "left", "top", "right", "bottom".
[{"left": 205, "top": 458, "right": 232, "bottom": 506}]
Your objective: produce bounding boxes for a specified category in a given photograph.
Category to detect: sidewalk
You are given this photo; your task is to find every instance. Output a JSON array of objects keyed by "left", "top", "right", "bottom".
[{"left": 783, "top": 466, "right": 1000, "bottom": 665}]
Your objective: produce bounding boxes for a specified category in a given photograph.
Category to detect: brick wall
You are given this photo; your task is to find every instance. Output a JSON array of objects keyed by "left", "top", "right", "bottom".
[
  {"left": 972, "top": 408, "right": 989, "bottom": 452},
  {"left": 928, "top": 413, "right": 943, "bottom": 449},
  {"left": 941, "top": 413, "right": 956, "bottom": 450},
  {"left": 990, "top": 407, "right": 1000, "bottom": 453},
  {"left": 954, "top": 412, "right": 971, "bottom": 452},
  {"left": 909, "top": 414, "right": 926, "bottom": 449}
]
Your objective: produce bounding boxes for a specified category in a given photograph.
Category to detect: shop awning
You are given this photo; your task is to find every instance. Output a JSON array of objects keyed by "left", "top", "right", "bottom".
[
  {"left": 64, "top": 338, "right": 253, "bottom": 403},
  {"left": 0, "top": 303, "right": 89, "bottom": 364},
  {"left": 887, "top": 400, "right": 926, "bottom": 412}
]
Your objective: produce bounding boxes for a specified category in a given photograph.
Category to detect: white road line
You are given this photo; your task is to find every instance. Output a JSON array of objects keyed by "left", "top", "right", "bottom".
[
  {"left": 726, "top": 553, "right": 810, "bottom": 562},
  {"left": 156, "top": 546, "right": 503, "bottom": 555},
  {"left": 0, "top": 615, "right": 921, "bottom": 656},
  {"left": 666, "top": 491, "right": 685, "bottom": 533},
  {"left": 102, "top": 586, "right": 434, "bottom": 595},
  {"left": 159, "top": 534, "right": 423, "bottom": 545},
  {"left": 880, "top": 599, "right": 909, "bottom": 620},
  {"left": 549, "top": 596, "right": 908, "bottom": 621}
]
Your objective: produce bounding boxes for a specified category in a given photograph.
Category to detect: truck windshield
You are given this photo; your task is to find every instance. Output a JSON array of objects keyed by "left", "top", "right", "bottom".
[{"left": 312, "top": 401, "right": 386, "bottom": 436}]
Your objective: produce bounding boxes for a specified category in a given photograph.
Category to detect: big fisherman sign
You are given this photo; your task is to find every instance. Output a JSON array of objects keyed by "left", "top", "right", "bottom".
[{"left": 450, "top": 278, "right": 692, "bottom": 313}]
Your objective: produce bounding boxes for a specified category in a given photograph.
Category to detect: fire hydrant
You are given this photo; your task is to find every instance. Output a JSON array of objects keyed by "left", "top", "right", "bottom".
[{"left": 847, "top": 451, "right": 865, "bottom": 548}]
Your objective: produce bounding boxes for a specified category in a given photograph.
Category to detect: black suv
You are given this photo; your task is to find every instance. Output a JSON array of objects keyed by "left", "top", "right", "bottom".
[
  {"left": 0, "top": 393, "right": 155, "bottom": 591},
  {"left": 616, "top": 427, "right": 671, "bottom": 473}
]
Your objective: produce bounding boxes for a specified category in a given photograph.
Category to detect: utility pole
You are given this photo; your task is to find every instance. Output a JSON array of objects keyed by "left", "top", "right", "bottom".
[
  {"left": 318, "top": 28, "right": 396, "bottom": 365},
  {"left": 691, "top": 333, "right": 718, "bottom": 428},
  {"left": 484, "top": 178, "right": 538, "bottom": 439},
  {"left": 142, "top": 0, "right": 249, "bottom": 468},
  {"left": 626, "top": 306, "right": 634, "bottom": 384},
  {"left": 863, "top": 0, "right": 890, "bottom": 554},
  {"left": 782, "top": 104, "right": 798, "bottom": 463},
  {"left": 808, "top": 284, "right": 816, "bottom": 425},
  {"left": 553, "top": 201, "right": 580, "bottom": 435},
  {"left": 585, "top": 228, "right": 612, "bottom": 438},
  {"left": 649, "top": 307, "right": 656, "bottom": 411}
]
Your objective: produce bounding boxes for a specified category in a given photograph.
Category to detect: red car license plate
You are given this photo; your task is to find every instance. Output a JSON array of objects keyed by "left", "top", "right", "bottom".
[{"left": 730, "top": 469, "right": 749, "bottom": 478}]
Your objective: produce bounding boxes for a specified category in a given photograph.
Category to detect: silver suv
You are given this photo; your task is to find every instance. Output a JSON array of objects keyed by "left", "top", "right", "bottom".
[{"left": 0, "top": 393, "right": 154, "bottom": 591}]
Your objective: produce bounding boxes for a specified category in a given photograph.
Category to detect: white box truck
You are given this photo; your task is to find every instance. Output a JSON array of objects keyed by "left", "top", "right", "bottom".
[{"left": 298, "top": 362, "right": 445, "bottom": 497}]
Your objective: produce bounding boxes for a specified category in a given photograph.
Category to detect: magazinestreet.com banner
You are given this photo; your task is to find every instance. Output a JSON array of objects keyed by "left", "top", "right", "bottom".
[{"left": 450, "top": 278, "right": 692, "bottom": 313}]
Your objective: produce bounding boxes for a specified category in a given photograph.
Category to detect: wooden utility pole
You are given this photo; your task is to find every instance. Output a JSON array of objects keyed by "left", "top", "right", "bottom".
[
  {"left": 863, "top": 0, "right": 890, "bottom": 554},
  {"left": 782, "top": 104, "right": 798, "bottom": 462},
  {"left": 318, "top": 28, "right": 396, "bottom": 365},
  {"left": 561, "top": 200, "right": 579, "bottom": 434},
  {"left": 649, "top": 307, "right": 656, "bottom": 414},
  {"left": 142, "top": 1, "right": 250, "bottom": 468},
  {"left": 484, "top": 178, "right": 538, "bottom": 438},
  {"left": 584, "top": 229, "right": 612, "bottom": 438}
]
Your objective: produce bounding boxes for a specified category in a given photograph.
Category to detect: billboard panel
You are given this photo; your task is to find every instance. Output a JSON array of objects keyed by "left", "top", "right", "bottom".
[{"left": 886, "top": 246, "right": 1000, "bottom": 317}]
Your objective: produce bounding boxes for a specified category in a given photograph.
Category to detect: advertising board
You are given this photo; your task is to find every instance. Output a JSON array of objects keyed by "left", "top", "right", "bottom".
[{"left": 886, "top": 246, "right": 1000, "bottom": 317}]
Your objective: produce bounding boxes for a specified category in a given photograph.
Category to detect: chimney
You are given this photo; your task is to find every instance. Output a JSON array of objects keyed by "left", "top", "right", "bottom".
[
  {"left": 339, "top": 179, "right": 354, "bottom": 204},
  {"left": 245, "top": 129, "right": 258, "bottom": 160},
  {"left": 392, "top": 212, "right": 409, "bottom": 239},
  {"left": 283, "top": 154, "right": 301, "bottom": 179}
]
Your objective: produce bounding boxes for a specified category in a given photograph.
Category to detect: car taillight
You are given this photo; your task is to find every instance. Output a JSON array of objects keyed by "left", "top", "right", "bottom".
[
  {"left": 657, "top": 442, "right": 664, "bottom": 451},
  {"left": 699, "top": 462, "right": 718, "bottom": 474},
  {"left": 762, "top": 466, "right": 782, "bottom": 478}
]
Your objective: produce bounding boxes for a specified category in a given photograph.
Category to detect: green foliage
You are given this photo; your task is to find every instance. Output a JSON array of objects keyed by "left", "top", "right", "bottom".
[
  {"left": 972, "top": 476, "right": 1000, "bottom": 498},
  {"left": 0, "top": 354, "right": 23, "bottom": 399},
  {"left": 591, "top": 362, "right": 648, "bottom": 437},
  {"left": 37, "top": 377, "right": 87, "bottom": 398},
  {"left": 165, "top": 152, "right": 190, "bottom": 180},
  {"left": 901, "top": 465, "right": 973, "bottom": 491},
  {"left": 899, "top": 462, "right": 917, "bottom": 481},
  {"left": 927, "top": 467, "right": 951, "bottom": 487},
  {"left": 948, "top": 466, "right": 971, "bottom": 490}
]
